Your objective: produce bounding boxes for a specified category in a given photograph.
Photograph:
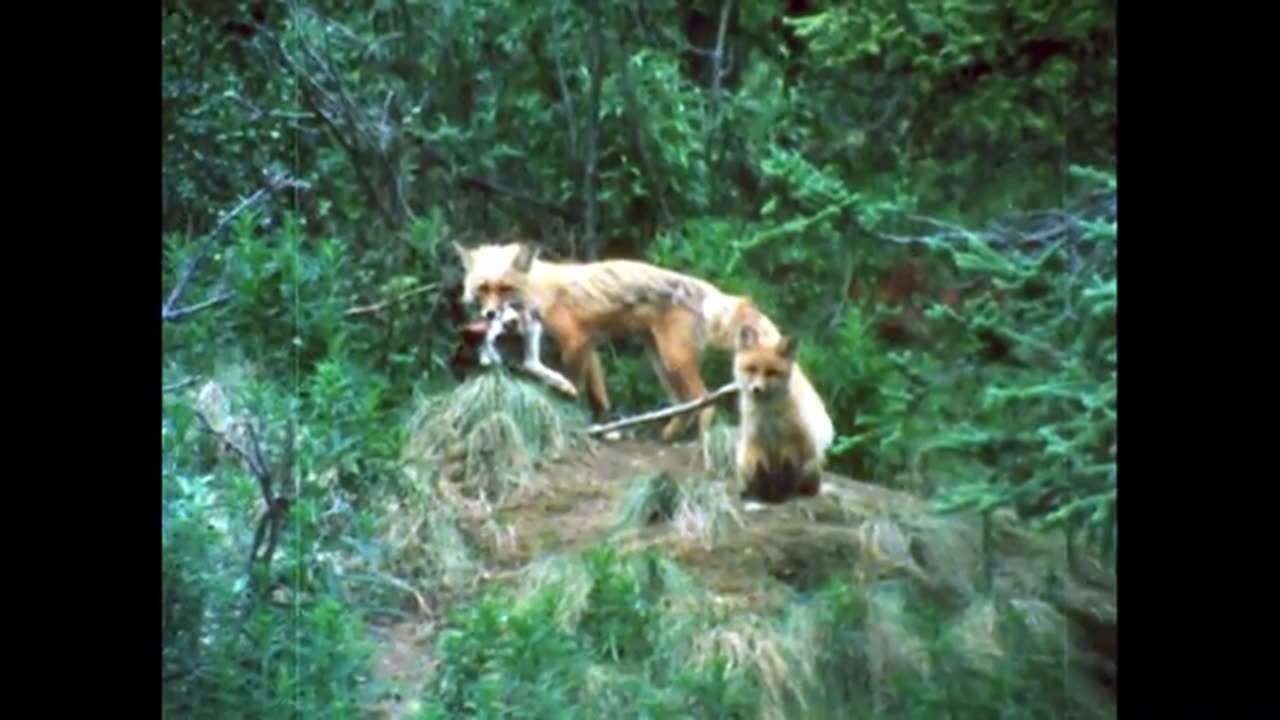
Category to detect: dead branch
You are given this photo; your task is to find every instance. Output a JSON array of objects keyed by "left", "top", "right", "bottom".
[
  {"left": 871, "top": 189, "right": 1116, "bottom": 253},
  {"left": 192, "top": 405, "right": 294, "bottom": 580},
  {"left": 163, "top": 376, "right": 201, "bottom": 394},
  {"left": 162, "top": 173, "right": 305, "bottom": 323},
  {"left": 343, "top": 283, "right": 438, "bottom": 317},
  {"left": 706, "top": 0, "right": 735, "bottom": 145},
  {"left": 253, "top": 14, "right": 580, "bottom": 227},
  {"left": 163, "top": 291, "right": 234, "bottom": 322},
  {"left": 587, "top": 382, "right": 739, "bottom": 436},
  {"left": 253, "top": 20, "right": 412, "bottom": 228}
]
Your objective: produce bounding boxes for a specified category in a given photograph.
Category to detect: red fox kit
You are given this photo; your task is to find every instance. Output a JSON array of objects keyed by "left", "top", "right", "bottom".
[{"left": 733, "top": 323, "right": 834, "bottom": 503}]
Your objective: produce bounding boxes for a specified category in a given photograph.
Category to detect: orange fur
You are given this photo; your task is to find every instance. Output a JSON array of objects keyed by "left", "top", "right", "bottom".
[
  {"left": 453, "top": 241, "right": 723, "bottom": 443},
  {"left": 692, "top": 290, "right": 835, "bottom": 452},
  {"left": 695, "top": 290, "right": 780, "bottom": 351},
  {"left": 733, "top": 323, "right": 833, "bottom": 503}
]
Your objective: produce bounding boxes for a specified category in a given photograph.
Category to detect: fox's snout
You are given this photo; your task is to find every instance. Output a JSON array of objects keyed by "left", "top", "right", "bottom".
[{"left": 478, "top": 297, "right": 504, "bottom": 320}]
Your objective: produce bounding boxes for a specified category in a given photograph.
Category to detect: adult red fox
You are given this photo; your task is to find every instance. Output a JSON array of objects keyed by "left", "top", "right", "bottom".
[{"left": 453, "top": 240, "right": 724, "bottom": 443}]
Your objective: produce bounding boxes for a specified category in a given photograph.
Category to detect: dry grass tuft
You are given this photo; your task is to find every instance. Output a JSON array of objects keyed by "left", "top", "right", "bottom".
[
  {"left": 380, "top": 370, "right": 594, "bottom": 595},
  {"left": 610, "top": 471, "right": 746, "bottom": 550},
  {"left": 701, "top": 421, "right": 738, "bottom": 478},
  {"left": 679, "top": 611, "right": 815, "bottom": 720},
  {"left": 404, "top": 370, "right": 590, "bottom": 494}
]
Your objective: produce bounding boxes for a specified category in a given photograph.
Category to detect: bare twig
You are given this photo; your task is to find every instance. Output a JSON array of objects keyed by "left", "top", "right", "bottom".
[
  {"left": 310, "top": 27, "right": 413, "bottom": 225},
  {"left": 871, "top": 190, "right": 1115, "bottom": 252},
  {"left": 259, "top": 17, "right": 577, "bottom": 226},
  {"left": 163, "top": 376, "right": 201, "bottom": 394},
  {"left": 255, "top": 22, "right": 412, "bottom": 227},
  {"left": 297, "top": 59, "right": 396, "bottom": 221},
  {"left": 343, "top": 283, "right": 438, "bottom": 317},
  {"left": 194, "top": 410, "right": 269, "bottom": 494},
  {"left": 162, "top": 173, "right": 303, "bottom": 323},
  {"left": 587, "top": 382, "right": 739, "bottom": 436},
  {"left": 706, "top": 0, "right": 735, "bottom": 139},
  {"left": 162, "top": 291, "right": 233, "bottom": 322},
  {"left": 380, "top": 90, "right": 396, "bottom": 146},
  {"left": 903, "top": 213, "right": 981, "bottom": 239},
  {"left": 192, "top": 406, "right": 294, "bottom": 577}
]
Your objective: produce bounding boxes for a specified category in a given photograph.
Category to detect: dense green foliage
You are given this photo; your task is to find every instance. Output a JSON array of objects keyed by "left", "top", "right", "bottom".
[
  {"left": 163, "top": 0, "right": 1114, "bottom": 716},
  {"left": 422, "top": 545, "right": 1082, "bottom": 719},
  {"left": 423, "top": 547, "right": 759, "bottom": 718}
]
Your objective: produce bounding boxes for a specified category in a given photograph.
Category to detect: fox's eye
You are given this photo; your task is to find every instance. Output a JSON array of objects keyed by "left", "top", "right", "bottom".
[{"left": 744, "top": 365, "right": 757, "bottom": 374}]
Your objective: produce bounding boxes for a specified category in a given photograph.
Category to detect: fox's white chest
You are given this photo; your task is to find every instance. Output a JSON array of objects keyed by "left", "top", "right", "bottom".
[{"left": 737, "top": 397, "right": 812, "bottom": 462}]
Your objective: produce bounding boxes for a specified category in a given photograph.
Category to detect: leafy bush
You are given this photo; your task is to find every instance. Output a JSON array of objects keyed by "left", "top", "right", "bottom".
[
  {"left": 424, "top": 545, "right": 759, "bottom": 719},
  {"left": 162, "top": 390, "right": 379, "bottom": 719}
]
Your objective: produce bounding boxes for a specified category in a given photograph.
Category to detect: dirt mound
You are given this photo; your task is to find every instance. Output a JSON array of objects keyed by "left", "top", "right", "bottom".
[{"left": 371, "top": 374, "right": 1117, "bottom": 718}]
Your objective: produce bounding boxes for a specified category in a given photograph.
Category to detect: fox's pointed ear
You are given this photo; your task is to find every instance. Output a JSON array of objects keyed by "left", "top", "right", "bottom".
[
  {"left": 736, "top": 324, "right": 759, "bottom": 351},
  {"left": 512, "top": 242, "right": 537, "bottom": 273},
  {"left": 779, "top": 334, "right": 800, "bottom": 360},
  {"left": 453, "top": 241, "right": 472, "bottom": 270}
]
